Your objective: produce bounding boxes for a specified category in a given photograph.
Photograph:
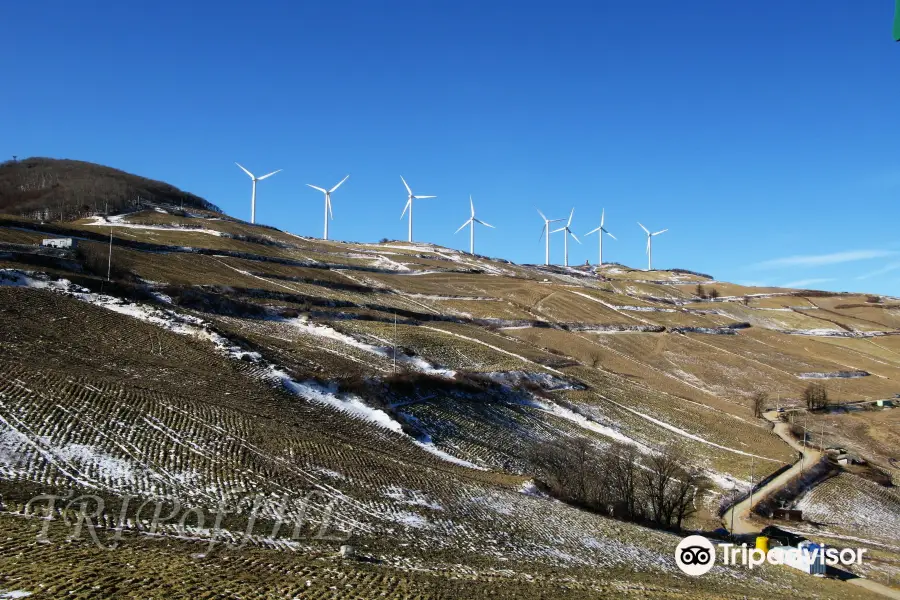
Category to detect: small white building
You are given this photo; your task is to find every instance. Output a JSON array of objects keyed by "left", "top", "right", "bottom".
[
  {"left": 770, "top": 541, "right": 827, "bottom": 575},
  {"left": 41, "top": 238, "right": 76, "bottom": 249}
]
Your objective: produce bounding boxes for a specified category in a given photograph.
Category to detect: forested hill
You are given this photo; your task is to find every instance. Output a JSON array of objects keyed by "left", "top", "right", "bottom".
[{"left": 0, "top": 157, "right": 220, "bottom": 220}]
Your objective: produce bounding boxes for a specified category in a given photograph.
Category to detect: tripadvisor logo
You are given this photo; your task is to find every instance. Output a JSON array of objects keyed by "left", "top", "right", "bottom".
[
  {"left": 675, "top": 535, "right": 716, "bottom": 576},
  {"left": 674, "top": 534, "right": 868, "bottom": 576}
]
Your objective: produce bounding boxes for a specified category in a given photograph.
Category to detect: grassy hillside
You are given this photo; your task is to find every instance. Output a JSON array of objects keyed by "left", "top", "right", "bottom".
[{"left": 0, "top": 197, "right": 898, "bottom": 597}]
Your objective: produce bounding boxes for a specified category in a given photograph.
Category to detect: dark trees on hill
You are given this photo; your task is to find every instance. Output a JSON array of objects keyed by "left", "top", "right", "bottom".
[
  {"left": 0, "top": 157, "right": 220, "bottom": 221},
  {"left": 803, "top": 382, "right": 828, "bottom": 411},
  {"left": 531, "top": 440, "right": 706, "bottom": 531},
  {"left": 751, "top": 391, "right": 767, "bottom": 419}
]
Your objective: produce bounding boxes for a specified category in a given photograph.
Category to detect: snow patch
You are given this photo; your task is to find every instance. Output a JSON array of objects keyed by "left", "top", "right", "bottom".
[{"left": 83, "top": 216, "right": 224, "bottom": 236}]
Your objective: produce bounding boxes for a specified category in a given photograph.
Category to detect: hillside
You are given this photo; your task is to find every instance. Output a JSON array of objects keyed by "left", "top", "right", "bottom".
[
  {"left": 0, "top": 197, "right": 899, "bottom": 598},
  {"left": 0, "top": 157, "right": 220, "bottom": 221}
]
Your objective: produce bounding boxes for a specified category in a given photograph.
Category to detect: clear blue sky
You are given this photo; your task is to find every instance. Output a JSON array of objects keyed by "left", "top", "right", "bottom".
[{"left": 3, "top": 1, "right": 899, "bottom": 295}]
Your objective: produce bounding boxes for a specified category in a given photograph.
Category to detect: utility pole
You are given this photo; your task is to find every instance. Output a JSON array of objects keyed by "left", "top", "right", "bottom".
[
  {"left": 107, "top": 227, "right": 113, "bottom": 282},
  {"left": 393, "top": 312, "right": 397, "bottom": 374},
  {"left": 801, "top": 418, "right": 807, "bottom": 475},
  {"left": 749, "top": 456, "right": 755, "bottom": 508},
  {"left": 730, "top": 484, "right": 736, "bottom": 540}
]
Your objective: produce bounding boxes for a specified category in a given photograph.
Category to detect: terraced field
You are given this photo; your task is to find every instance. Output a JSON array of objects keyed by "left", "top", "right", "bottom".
[{"left": 0, "top": 207, "right": 898, "bottom": 598}]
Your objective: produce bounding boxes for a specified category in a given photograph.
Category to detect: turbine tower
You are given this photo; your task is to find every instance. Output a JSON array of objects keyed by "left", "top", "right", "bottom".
[
  {"left": 638, "top": 222, "right": 668, "bottom": 270},
  {"left": 236, "top": 163, "right": 281, "bottom": 224},
  {"left": 399, "top": 176, "right": 435, "bottom": 242},
  {"left": 454, "top": 195, "right": 495, "bottom": 254},
  {"left": 584, "top": 209, "right": 617, "bottom": 266},
  {"left": 551, "top": 208, "right": 580, "bottom": 267},
  {"left": 306, "top": 175, "right": 349, "bottom": 240},
  {"left": 537, "top": 209, "right": 564, "bottom": 266}
]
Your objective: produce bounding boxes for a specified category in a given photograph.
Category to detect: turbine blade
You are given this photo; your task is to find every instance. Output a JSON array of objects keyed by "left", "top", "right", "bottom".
[
  {"left": 567, "top": 207, "right": 574, "bottom": 227},
  {"left": 549, "top": 218, "right": 565, "bottom": 223},
  {"left": 585, "top": 226, "right": 601, "bottom": 236},
  {"left": 329, "top": 174, "right": 350, "bottom": 193},
  {"left": 601, "top": 208, "right": 605, "bottom": 227},
  {"left": 605, "top": 231, "right": 617, "bottom": 240},
  {"left": 536, "top": 208, "right": 548, "bottom": 221},
  {"left": 258, "top": 169, "right": 282, "bottom": 180},
  {"left": 327, "top": 197, "right": 334, "bottom": 220},
  {"left": 652, "top": 229, "right": 668, "bottom": 236},
  {"left": 400, "top": 175, "right": 412, "bottom": 196},
  {"left": 470, "top": 195, "right": 475, "bottom": 217},
  {"left": 306, "top": 184, "right": 327, "bottom": 193},
  {"left": 569, "top": 231, "right": 581, "bottom": 244},
  {"left": 539, "top": 225, "right": 545, "bottom": 241},
  {"left": 414, "top": 195, "right": 436, "bottom": 199},
  {"left": 235, "top": 162, "right": 254, "bottom": 179},
  {"left": 454, "top": 219, "right": 471, "bottom": 234},
  {"left": 400, "top": 199, "right": 411, "bottom": 219},
  {"left": 638, "top": 222, "right": 649, "bottom": 234},
  {"left": 475, "top": 219, "right": 495, "bottom": 228},
  {"left": 550, "top": 226, "right": 566, "bottom": 234}
]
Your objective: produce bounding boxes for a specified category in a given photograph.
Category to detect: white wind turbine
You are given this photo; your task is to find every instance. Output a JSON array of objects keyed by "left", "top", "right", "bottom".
[
  {"left": 584, "top": 208, "right": 616, "bottom": 266},
  {"left": 235, "top": 162, "right": 281, "bottom": 224},
  {"left": 551, "top": 208, "right": 580, "bottom": 267},
  {"left": 454, "top": 195, "right": 494, "bottom": 254},
  {"left": 537, "top": 209, "right": 564, "bottom": 266},
  {"left": 399, "top": 176, "right": 435, "bottom": 242},
  {"left": 306, "top": 175, "right": 349, "bottom": 240},
  {"left": 638, "top": 222, "right": 668, "bottom": 270}
]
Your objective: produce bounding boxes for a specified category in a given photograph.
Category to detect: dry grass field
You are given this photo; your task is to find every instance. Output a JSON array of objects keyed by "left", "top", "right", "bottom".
[{"left": 0, "top": 207, "right": 898, "bottom": 598}]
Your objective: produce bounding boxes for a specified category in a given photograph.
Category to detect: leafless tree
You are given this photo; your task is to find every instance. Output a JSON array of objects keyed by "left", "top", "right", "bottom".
[
  {"left": 751, "top": 391, "right": 767, "bottom": 419},
  {"left": 803, "top": 383, "right": 828, "bottom": 411},
  {"left": 641, "top": 442, "right": 706, "bottom": 530}
]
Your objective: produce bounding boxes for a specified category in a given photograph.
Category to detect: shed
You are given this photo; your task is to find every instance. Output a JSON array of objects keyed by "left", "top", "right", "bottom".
[
  {"left": 770, "top": 541, "right": 826, "bottom": 576},
  {"left": 772, "top": 508, "right": 803, "bottom": 522},
  {"left": 41, "top": 238, "right": 76, "bottom": 249}
]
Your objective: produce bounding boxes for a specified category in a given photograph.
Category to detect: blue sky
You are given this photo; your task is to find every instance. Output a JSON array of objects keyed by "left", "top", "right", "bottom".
[{"left": 3, "top": 1, "right": 900, "bottom": 295}]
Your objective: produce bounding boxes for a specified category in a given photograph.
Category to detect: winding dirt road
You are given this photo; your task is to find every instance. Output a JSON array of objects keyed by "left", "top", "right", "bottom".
[
  {"left": 722, "top": 410, "right": 822, "bottom": 535},
  {"left": 721, "top": 411, "right": 900, "bottom": 599}
]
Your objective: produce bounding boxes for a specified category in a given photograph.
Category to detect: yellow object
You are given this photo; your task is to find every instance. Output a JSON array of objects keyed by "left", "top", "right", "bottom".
[{"left": 756, "top": 536, "right": 769, "bottom": 554}]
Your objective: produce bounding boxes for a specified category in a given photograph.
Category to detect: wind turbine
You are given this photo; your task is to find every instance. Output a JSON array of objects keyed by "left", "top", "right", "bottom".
[
  {"left": 235, "top": 162, "right": 281, "bottom": 224},
  {"left": 638, "top": 222, "right": 668, "bottom": 270},
  {"left": 537, "top": 209, "right": 564, "bottom": 266},
  {"left": 399, "top": 176, "right": 435, "bottom": 242},
  {"left": 551, "top": 208, "right": 580, "bottom": 267},
  {"left": 306, "top": 175, "right": 349, "bottom": 240},
  {"left": 454, "top": 195, "right": 494, "bottom": 254},
  {"left": 584, "top": 208, "right": 617, "bottom": 266}
]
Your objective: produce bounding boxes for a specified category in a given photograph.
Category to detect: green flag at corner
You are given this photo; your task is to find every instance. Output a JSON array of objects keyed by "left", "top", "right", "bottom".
[{"left": 895, "top": 0, "right": 900, "bottom": 41}]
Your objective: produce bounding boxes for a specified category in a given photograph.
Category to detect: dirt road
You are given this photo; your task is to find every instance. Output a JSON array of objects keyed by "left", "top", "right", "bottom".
[
  {"left": 721, "top": 412, "right": 900, "bottom": 599},
  {"left": 721, "top": 410, "right": 822, "bottom": 535}
]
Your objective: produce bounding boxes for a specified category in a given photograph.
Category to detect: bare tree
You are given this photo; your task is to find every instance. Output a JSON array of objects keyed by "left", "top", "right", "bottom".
[
  {"left": 641, "top": 442, "right": 706, "bottom": 530},
  {"left": 695, "top": 284, "right": 707, "bottom": 299},
  {"left": 602, "top": 442, "right": 640, "bottom": 520},
  {"left": 803, "top": 383, "right": 828, "bottom": 411},
  {"left": 751, "top": 391, "right": 767, "bottom": 419}
]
